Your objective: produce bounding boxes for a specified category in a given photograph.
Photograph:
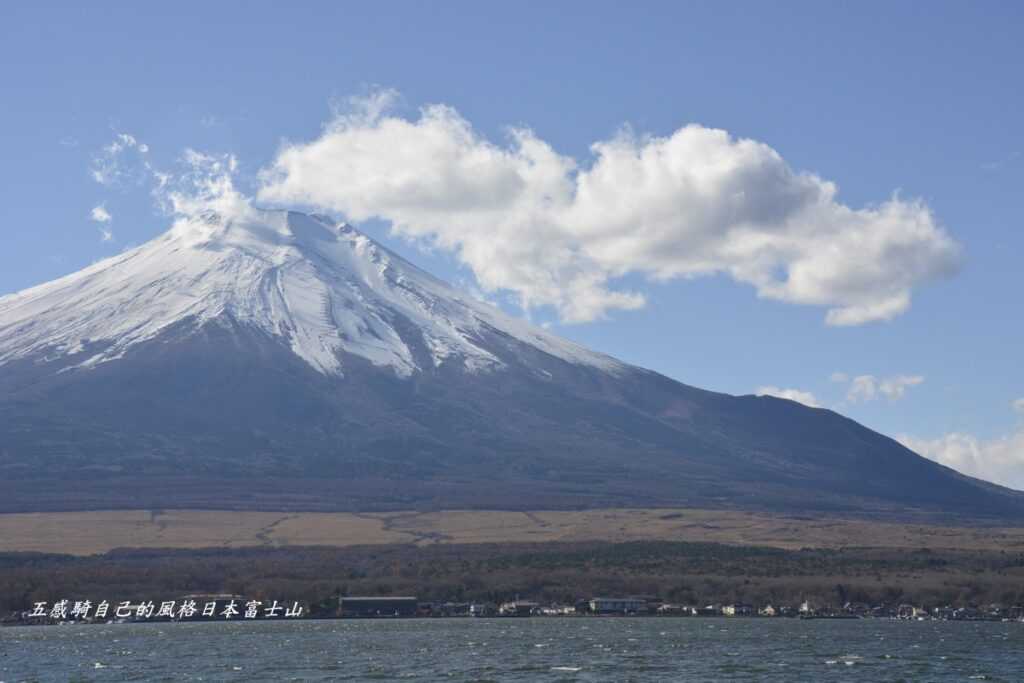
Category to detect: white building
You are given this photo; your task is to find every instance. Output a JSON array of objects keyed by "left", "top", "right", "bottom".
[{"left": 589, "top": 597, "right": 647, "bottom": 614}]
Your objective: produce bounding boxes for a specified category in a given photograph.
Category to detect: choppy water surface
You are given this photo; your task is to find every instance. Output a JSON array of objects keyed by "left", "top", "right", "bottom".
[{"left": 1, "top": 618, "right": 1021, "bottom": 681}]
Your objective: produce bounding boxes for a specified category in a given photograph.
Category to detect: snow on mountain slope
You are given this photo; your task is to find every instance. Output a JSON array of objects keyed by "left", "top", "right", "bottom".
[{"left": 0, "top": 210, "right": 624, "bottom": 377}]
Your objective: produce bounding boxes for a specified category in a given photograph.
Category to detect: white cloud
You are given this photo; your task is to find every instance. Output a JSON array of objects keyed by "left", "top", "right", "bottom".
[
  {"left": 257, "top": 91, "right": 962, "bottom": 324},
  {"left": 981, "top": 150, "right": 1021, "bottom": 172},
  {"left": 1013, "top": 398, "right": 1024, "bottom": 416},
  {"left": 900, "top": 401, "right": 1024, "bottom": 491},
  {"left": 829, "top": 371, "right": 849, "bottom": 383},
  {"left": 878, "top": 375, "right": 925, "bottom": 400},
  {"left": 755, "top": 386, "right": 821, "bottom": 408},
  {"left": 89, "top": 203, "right": 113, "bottom": 242},
  {"left": 91, "top": 132, "right": 150, "bottom": 186},
  {"left": 158, "top": 149, "right": 249, "bottom": 219},
  {"left": 846, "top": 375, "right": 878, "bottom": 402},
  {"left": 899, "top": 430, "right": 1024, "bottom": 492},
  {"left": 843, "top": 373, "right": 924, "bottom": 403},
  {"left": 151, "top": 149, "right": 260, "bottom": 247},
  {"left": 88, "top": 131, "right": 254, "bottom": 246},
  {"left": 90, "top": 204, "right": 112, "bottom": 223}
]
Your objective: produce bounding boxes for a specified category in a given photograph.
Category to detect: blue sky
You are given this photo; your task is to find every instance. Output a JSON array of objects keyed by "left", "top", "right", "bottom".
[{"left": 1, "top": 2, "right": 1022, "bottom": 485}]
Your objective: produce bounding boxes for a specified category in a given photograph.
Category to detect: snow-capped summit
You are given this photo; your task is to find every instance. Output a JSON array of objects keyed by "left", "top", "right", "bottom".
[{"left": 0, "top": 209, "right": 621, "bottom": 378}]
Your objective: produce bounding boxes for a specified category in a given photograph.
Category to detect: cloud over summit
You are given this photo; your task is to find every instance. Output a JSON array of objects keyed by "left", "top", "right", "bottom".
[{"left": 257, "top": 93, "right": 961, "bottom": 324}]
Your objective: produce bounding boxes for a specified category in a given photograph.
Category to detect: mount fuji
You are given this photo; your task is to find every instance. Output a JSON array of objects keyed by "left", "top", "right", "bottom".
[
  {"left": 0, "top": 210, "right": 622, "bottom": 380},
  {"left": 1, "top": 209, "right": 1021, "bottom": 519}
]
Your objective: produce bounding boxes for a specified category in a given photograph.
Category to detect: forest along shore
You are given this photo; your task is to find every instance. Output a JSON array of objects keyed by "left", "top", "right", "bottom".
[{"left": 3, "top": 539, "right": 1024, "bottom": 626}]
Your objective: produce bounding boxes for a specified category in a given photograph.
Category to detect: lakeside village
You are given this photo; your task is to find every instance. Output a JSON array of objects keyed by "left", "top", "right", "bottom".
[{"left": 6, "top": 594, "right": 1024, "bottom": 626}]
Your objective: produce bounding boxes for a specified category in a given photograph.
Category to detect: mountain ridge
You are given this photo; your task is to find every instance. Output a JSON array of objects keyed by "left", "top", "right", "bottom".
[{"left": 1, "top": 209, "right": 1020, "bottom": 521}]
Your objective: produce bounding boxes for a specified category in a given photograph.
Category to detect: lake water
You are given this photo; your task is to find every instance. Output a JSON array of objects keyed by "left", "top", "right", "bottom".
[{"left": 1, "top": 618, "right": 1021, "bottom": 681}]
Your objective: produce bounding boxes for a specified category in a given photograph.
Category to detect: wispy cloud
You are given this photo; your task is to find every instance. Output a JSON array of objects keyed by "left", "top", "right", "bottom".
[
  {"left": 256, "top": 89, "right": 962, "bottom": 325},
  {"left": 88, "top": 131, "right": 255, "bottom": 247},
  {"left": 833, "top": 373, "right": 924, "bottom": 403},
  {"left": 158, "top": 149, "right": 256, "bottom": 238},
  {"left": 89, "top": 203, "right": 114, "bottom": 242},
  {"left": 981, "top": 150, "right": 1021, "bottom": 172},
  {"left": 91, "top": 132, "right": 150, "bottom": 186},
  {"left": 90, "top": 204, "right": 112, "bottom": 223}
]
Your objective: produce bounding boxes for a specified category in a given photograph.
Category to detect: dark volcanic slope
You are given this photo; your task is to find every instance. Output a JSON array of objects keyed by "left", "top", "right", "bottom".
[
  {"left": 0, "top": 210, "right": 1020, "bottom": 519},
  {"left": 1, "top": 315, "right": 1021, "bottom": 520}
]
